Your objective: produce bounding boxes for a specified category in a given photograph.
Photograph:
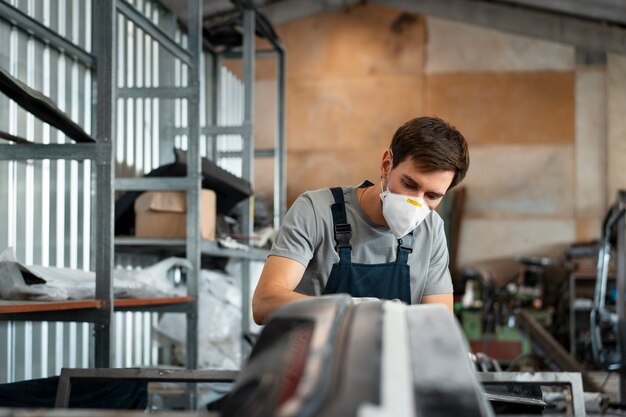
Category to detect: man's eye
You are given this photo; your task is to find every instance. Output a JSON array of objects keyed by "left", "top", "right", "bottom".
[{"left": 426, "top": 194, "right": 442, "bottom": 200}]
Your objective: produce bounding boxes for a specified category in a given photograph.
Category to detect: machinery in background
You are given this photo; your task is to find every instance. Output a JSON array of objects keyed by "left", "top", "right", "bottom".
[
  {"left": 592, "top": 190, "right": 626, "bottom": 403},
  {"left": 457, "top": 250, "right": 607, "bottom": 394},
  {"left": 458, "top": 256, "right": 557, "bottom": 366}
]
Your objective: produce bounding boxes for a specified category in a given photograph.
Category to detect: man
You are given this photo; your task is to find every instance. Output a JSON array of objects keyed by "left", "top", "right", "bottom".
[{"left": 252, "top": 116, "right": 469, "bottom": 324}]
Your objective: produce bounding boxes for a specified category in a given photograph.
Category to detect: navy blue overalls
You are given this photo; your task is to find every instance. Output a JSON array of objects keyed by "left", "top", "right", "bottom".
[{"left": 322, "top": 187, "right": 413, "bottom": 304}]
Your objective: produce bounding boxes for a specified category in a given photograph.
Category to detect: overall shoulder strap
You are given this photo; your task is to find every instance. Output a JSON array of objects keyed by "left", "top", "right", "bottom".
[
  {"left": 396, "top": 232, "right": 413, "bottom": 264},
  {"left": 330, "top": 187, "right": 352, "bottom": 253}
]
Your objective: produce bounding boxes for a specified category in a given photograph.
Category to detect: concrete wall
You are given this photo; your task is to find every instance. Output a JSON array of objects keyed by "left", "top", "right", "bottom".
[
  {"left": 608, "top": 54, "right": 626, "bottom": 207},
  {"left": 254, "top": 5, "right": 427, "bottom": 204},
  {"left": 426, "top": 17, "right": 579, "bottom": 266},
  {"left": 253, "top": 6, "right": 624, "bottom": 269}
]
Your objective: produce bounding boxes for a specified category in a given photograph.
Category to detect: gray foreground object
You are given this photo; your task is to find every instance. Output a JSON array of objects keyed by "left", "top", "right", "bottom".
[{"left": 222, "top": 295, "right": 494, "bottom": 417}]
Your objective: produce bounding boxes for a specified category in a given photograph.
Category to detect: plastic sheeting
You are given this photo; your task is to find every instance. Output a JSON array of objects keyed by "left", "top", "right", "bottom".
[
  {"left": 157, "top": 269, "right": 242, "bottom": 370},
  {"left": 0, "top": 247, "right": 190, "bottom": 300}
]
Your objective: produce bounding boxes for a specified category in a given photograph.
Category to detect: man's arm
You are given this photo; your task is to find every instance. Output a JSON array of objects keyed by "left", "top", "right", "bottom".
[
  {"left": 421, "top": 293, "right": 453, "bottom": 315},
  {"left": 252, "top": 255, "right": 311, "bottom": 324}
]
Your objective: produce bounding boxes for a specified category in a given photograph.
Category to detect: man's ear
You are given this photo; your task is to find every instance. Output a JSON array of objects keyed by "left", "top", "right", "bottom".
[{"left": 380, "top": 150, "right": 392, "bottom": 179}]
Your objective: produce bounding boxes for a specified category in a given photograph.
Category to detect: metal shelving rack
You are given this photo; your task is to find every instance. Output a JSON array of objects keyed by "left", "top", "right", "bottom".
[
  {"left": 109, "top": 0, "right": 286, "bottom": 367},
  {"left": 0, "top": 0, "right": 115, "bottom": 368},
  {"left": 106, "top": 0, "right": 204, "bottom": 370},
  {"left": 0, "top": 0, "right": 285, "bottom": 372}
]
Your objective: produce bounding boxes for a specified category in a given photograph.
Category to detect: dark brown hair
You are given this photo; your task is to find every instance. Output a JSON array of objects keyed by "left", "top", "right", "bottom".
[{"left": 390, "top": 116, "right": 469, "bottom": 189}]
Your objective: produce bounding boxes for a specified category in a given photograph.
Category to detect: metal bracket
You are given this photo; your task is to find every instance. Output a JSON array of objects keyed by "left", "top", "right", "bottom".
[
  {"left": 54, "top": 367, "right": 239, "bottom": 408},
  {"left": 479, "top": 372, "right": 586, "bottom": 416}
]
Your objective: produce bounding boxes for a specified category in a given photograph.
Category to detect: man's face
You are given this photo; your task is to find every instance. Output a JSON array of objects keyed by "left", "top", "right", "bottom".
[{"left": 381, "top": 152, "right": 455, "bottom": 210}]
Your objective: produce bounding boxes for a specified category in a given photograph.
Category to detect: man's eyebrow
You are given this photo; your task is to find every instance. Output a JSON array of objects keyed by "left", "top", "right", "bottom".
[
  {"left": 402, "top": 175, "right": 418, "bottom": 186},
  {"left": 428, "top": 191, "right": 445, "bottom": 199},
  {"left": 402, "top": 175, "right": 445, "bottom": 198}
]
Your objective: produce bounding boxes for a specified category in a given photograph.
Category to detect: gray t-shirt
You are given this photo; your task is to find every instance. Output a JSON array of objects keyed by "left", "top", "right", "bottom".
[{"left": 269, "top": 184, "right": 453, "bottom": 304}]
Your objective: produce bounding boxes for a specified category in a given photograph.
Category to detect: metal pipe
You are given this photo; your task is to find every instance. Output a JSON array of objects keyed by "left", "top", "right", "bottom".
[
  {"left": 617, "top": 191, "right": 626, "bottom": 403},
  {"left": 115, "top": 177, "right": 196, "bottom": 191},
  {"left": 0, "top": 144, "right": 100, "bottom": 161},
  {"left": 275, "top": 47, "right": 286, "bottom": 229},
  {"left": 220, "top": 48, "right": 279, "bottom": 60},
  {"left": 186, "top": 0, "right": 202, "bottom": 389},
  {"left": 210, "top": 51, "right": 220, "bottom": 161},
  {"left": 157, "top": 12, "right": 177, "bottom": 166},
  {"left": 117, "top": 86, "right": 195, "bottom": 99},
  {"left": 92, "top": 0, "right": 116, "bottom": 369},
  {"left": 240, "top": 8, "right": 256, "bottom": 363}
]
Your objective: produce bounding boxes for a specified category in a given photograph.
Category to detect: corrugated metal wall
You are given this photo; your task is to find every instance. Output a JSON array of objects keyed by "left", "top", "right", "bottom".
[
  {"left": 0, "top": 0, "right": 95, "bottom": 383},
  {"left": 0, "top": 0, "right": 245, "bottom": 383}
]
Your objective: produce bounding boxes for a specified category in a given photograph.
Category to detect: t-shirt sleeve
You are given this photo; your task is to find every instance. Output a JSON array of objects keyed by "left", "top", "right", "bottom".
[
  {"left": 422, "top": 219, "right": 454, "bottom": 295},
  {"left": 268, "top": 193, "right": 318, "bottom": 267}
]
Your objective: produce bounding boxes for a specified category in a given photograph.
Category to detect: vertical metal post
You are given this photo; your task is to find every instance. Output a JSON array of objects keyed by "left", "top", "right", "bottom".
[
  {"left": 617, "top": 191, "right": 626, "bottom": 403},
  {"left": 241, "top": 8, "right": 255, "bottom": 361},
  {"left": 210, "top": 52, "right": 219, "bottom": 161},
  {"left": 569, "top": 273, "right": 576, "bottom": 359},
  {"left": 92, "top": 0, "right": 116, "bottom": 368},
  {"left": 186, "top": 0, "right": 201, "bottom": 376},
  {"left": 185, "top": 0, "right": 202, "bottom": 408},
  {"left": 275, "top": 47, "right": 286, "bottom": 230},
  {"left": 158, "top": 12, "right": 176, "bottom": 166}
]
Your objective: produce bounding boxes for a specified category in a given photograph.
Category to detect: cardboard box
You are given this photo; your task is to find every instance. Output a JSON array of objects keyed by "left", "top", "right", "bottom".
[{"left": 134, "top": 190, "right": 216, "bottom": 240}]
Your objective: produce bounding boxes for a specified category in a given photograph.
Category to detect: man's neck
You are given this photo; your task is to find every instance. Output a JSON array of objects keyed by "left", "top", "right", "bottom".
[{"left": 359, "top": 182, "right": 387, "bottom": 227}]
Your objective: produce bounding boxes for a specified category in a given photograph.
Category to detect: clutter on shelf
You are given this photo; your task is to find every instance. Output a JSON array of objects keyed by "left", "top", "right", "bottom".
[
  {"left": 115, "top": 147, "right": 277, "bottom": 249},
  {"left": 134, "top": 190, "right": 217, "bottom": 240},
  {"left": 0, "top": 247, "right": 190, "bottom": 301},
  {"left": 115, "top": 148, "right": 252, "bottom": 237}
]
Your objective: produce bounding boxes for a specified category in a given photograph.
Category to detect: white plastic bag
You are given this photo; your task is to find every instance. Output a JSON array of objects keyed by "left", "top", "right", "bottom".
[{"left": 157, "top": 269, "right": 242, "bottom": 369}]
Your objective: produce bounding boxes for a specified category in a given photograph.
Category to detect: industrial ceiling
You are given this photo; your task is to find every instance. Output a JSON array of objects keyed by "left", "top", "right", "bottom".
[{"left": 159, "top": 0, "right": 626, "bottom": 54}]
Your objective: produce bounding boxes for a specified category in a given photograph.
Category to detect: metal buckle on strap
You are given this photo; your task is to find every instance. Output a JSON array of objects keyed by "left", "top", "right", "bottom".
[
  {"left": 398, "top": 238, "right": 413, "bottom": 253},
  {"left": 334, "top": 223, "right": 352, "bottom": 250}
]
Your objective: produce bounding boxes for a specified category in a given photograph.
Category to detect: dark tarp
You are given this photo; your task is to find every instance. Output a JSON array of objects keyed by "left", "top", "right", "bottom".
[
  {"left": 0, "top": 376, "right": 147, "bottom": 409},
  {"left": 0, "top": 67, "right": 95, "bottom": 143}
]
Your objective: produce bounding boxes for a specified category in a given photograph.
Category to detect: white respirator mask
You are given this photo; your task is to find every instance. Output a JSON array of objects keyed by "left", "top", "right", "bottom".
[{"left": 379, "top": 180, "right": 432, "bottom": 239}]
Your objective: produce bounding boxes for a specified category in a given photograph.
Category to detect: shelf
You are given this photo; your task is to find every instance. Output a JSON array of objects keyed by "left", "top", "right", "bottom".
[
  {"left": 115, "top": 237, "right": 269, "bottom": 261},
  {"left": 0, "top": 297, "right": 196, "bottom": 319},
  {"left": 0, "top": 299, "right": 102, "bottom": 314},
  {"left": 114, "top": 296, "right": 193, "bottom": 313},
  {"left": 0, "top": 299, "right": 103, "bottom": 322},
  {"left": 115, "top": 177, "right": 197, "bottom": 191}
]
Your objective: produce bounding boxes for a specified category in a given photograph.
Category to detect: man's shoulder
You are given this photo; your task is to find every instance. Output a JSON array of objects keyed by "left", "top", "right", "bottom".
[
  {"left": 429, "top": 209, "right": 445, "bottom": 226},
  {"left": 297, "top": 186, "right": 349, "bottom": 207},
  {"left": 422, "top": 209, "right": 445, "bottom": 232}
]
